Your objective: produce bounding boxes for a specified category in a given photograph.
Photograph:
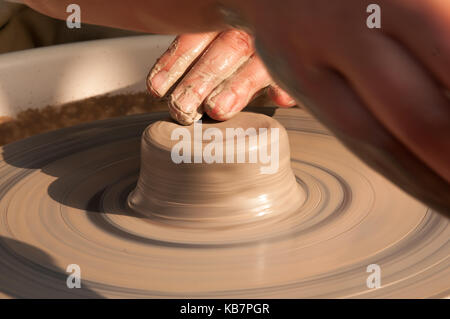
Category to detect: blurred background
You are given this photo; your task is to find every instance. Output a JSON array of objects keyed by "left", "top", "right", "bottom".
[{"left": 0, "top": 0, "right": 141, "bottom": 54}]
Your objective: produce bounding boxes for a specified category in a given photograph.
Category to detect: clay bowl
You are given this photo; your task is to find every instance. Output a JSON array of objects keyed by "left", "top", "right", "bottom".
[{"left": 128, "top": 112, "right": 305, "bottom": 228}]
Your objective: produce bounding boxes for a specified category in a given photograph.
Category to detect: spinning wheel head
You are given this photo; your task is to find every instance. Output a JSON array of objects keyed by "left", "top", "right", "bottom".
[{"left": 0, "top": 108, "right": 448, "bottom": 298}]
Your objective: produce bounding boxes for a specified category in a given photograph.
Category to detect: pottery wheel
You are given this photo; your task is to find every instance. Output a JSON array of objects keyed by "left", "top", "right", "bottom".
[{"left": 0, "top": 107, "right": 448, "bottom": 298}]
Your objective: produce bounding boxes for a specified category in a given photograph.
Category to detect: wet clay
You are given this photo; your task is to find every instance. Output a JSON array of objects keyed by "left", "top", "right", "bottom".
[
  {"left": 0, "top": 107, "right": 448, "bottom": 298},
  {"left": 128, "top": 112, "right": 305, "bottom": 227}
]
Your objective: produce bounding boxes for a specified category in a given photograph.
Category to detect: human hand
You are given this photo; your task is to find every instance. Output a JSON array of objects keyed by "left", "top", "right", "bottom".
[
  {"left": 231, "top": 0, "right": 450, "bottom": 213},
  {"left": 147, "top": 30, "right": 296, "bottom": 125}
]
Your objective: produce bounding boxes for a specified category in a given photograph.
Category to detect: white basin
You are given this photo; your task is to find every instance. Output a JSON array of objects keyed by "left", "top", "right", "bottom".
[{"left": 0, "top": 35, "right": 175, "bottom": 117}]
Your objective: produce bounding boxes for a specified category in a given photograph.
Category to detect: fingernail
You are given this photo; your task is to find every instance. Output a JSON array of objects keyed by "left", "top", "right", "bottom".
[
  {"left": 206, "top": 89, "right": 237, "bottom": 118},
  {"left": 148, "top": 70, "right": 169, "bottom": 97},
  {"left": 169, "top": 93, "right": 203, "bottom": 125},
  {"left": 288, "top": 98, "right": 296, "bottom": 105},
  {"left": 171, "top": 87, "right": 202, "bottom": 114}
]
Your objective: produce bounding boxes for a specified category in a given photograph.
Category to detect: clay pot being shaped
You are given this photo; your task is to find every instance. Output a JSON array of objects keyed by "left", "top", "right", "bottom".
[{"left": 128, "top": 112, "right": 305, "bottom": 228}]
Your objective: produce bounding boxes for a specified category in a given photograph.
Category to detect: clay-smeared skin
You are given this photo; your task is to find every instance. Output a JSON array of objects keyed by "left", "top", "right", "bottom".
[
  {"left": 128, "top": 113, "right": 304, "bottom": 227},
  {"left": 0, "top": 108, "right": 449, "bottom": 298}
]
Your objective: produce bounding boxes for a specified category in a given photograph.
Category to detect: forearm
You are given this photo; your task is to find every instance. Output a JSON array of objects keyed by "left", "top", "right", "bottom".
[{"left": 23, "top": 0, "right": 231, "bottom": 34}]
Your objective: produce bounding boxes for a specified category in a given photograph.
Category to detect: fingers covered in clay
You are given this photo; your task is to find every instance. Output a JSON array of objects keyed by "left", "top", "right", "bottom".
[
  {"left": 204, "top": 55, "right": 273, "bottom": 121},
  {"left": 168, "top": 29, "right": 254, "bottom": 125},
  {"left": 148, "top": 29, "right": 296, "bottom": 125},
  {"left": 147, "top": 32, "right": 218, "bottom": 97}
]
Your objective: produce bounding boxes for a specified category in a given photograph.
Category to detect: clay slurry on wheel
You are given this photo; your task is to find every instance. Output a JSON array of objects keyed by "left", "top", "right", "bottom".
[{"left": 0, "top": 108, "right": 448, "bottom": 298}]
